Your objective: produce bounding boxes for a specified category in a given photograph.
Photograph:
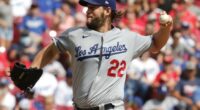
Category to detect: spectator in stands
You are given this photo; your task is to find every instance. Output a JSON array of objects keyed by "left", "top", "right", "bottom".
[
  {"left": 18, "top": 98, "right": 31, "bottom": 110},
  {"left": 0, "top": 0, "right": 13, "bottom": 50},
  {"left": 19, "top": 4, "right": 47, "bottom": 45},
  {"left": 0, "top": 51, "right": 9, "bottom": 77},
  {"left": 180, "top": 22, "right": 196, "bottom": 49},
  {"left": 122, "top": 4, "right": 146, "bottom": 34},
  {"left": 134, "top": 0, "right": 149, "bottom": 15},
  {"left": 125, "top": 51, "right": 160, "bottom": 108},
  {"left": 193, "top": 87, "right": 200, "bottom": 110},
  {"left": 7, "top": 45, "right": 20, "bottom": 68},
  {"left": 19, "top": 52, "right": 31, "bottom": 68},
  {"left": 17, "top": 98, "right": 38, "bottom": 110},
  {"left": 124, "top": 78, "right": 144, "bottom": 110},
  {"left": 43, "top": 54, "right": 66, "bottom": 79},
  {"left": 145, "top": 22, "right": 155, "bottom": 35},
  {"left": 55, "top": 69, "right": 73, "bottom": 110},
  {"left": 64, "top": 0, "right": 81, "bottom": 16},
  {"left": 32, "top": 0, "right": 62, "bottom": 29},
  {"left": 169, "top": 1, "right": 197, "bottom": 30},
  {"left": 195, "top": 43, "right": 200, "bottom": 78},
  {"left": 53, "top": 2, "right": 75, "bottom": 34},
  {"left": 173, "top": 61, "right": 200, "bottom": 110},
  {"left": 10, "top": 0, "right": 32, "bottom": 17},
  {"left": 44, "top": 95, "right": 56, "bottom": 110},
  {"left": 170, "top": 29, "right": 194, "bottom": 59},
  {"left": 185, "top": 0, "right": 200, "bottom": 17},
  {"left": 194, "top": 0, "right": 200, "bottom": 7},
  {"left": 148, "top": 0, "right": 162, "bottom": 15},
  {"left": 0, "top": 77, "right": 16, "bottom": 110},
  {"left": 164, "top": 29, "right": 195, "bottom": 74},
  {"left": 18, "top": 34, "right": 42, "bottom": 61},
  {"left": 32, "top": 0, "right": 61, "bottom": 14},
  {"left": 193, "top": 16, "right": 200, "bottom": 43},
  {"left": 125, "top": 103, "right": 138, "bottom": 110},
  {"left": 74, "top": 12, "right": 87, "bottom": 27},
  {"left": 154, "top": 55, "right": 179, "bottom": 91},
  {"left": 158, "top": 0, "right": 174, "bottom": 13},
  {"left": 146, "top": 12, "right": 159, "bottom": 32},
  {"left": 127, "top": 51, "right": 160, "bottom": 85},
  {"left": 143, "top": 84, "right": 179, "bottom": 110},
  {"left": 33, "top": 72, "right": 57, "bottom": 110}
]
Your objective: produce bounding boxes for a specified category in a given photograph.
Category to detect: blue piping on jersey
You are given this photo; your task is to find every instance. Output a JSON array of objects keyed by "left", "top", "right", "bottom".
[{"left": 76, "top": 50, "right": 127, "bottom": 61}]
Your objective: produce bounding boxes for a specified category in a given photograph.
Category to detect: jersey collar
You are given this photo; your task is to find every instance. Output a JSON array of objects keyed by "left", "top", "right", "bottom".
[{"left": 83, "top": 26, "right": 121, "bottom": 37}]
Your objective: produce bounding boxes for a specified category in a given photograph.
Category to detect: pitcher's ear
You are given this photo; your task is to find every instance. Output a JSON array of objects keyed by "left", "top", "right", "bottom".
[{"left": 104, "top": 7, "right": 112, "bottom": 16}]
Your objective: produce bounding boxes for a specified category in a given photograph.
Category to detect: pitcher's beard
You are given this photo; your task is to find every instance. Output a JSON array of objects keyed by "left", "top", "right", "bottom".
[{"left": 86, "top": 14, "right": 106, "bottom": 31}]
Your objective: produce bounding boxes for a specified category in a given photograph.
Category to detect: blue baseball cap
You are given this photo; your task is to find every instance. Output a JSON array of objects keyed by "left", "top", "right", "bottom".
[{"left": 79, "top": 0, "right": 116, "bottom": 11}]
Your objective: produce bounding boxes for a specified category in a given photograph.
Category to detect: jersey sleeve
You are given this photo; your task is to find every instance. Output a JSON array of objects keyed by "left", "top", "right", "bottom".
[
  {"left": 133, "top": 33, "right": 153, "bottom": 57},
  {"left": 52, "top": 31, "right": 72, "bottom": 53}
]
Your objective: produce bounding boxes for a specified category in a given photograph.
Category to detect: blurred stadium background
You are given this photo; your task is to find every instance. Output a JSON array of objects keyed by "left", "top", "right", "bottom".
[{"left": 0, "top": 0, "right": 200, "bottom": 110}]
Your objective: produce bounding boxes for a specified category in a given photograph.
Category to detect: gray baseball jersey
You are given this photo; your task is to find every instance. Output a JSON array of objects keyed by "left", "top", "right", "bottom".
[{"left": 53, "top": 27, "right": 152, "bottom": 108}]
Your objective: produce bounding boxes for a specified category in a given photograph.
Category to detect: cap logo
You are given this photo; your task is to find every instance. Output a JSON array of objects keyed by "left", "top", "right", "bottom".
[{"left": 105, "top": 0, "right": 109, "bottom": 4}]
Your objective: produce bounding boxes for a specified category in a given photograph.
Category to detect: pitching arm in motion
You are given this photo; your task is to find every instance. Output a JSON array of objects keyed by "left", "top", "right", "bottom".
[
  {"left": 149, "top": 12, "right": 173, "bottom": 53},
  {"left": 31, "top": 43, "right": 60, "bottom": 68}
]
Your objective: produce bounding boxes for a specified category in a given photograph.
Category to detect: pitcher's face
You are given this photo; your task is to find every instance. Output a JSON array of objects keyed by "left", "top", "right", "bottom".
[{"left": 86, "top": 5, "right": 110, "bottom": 30}]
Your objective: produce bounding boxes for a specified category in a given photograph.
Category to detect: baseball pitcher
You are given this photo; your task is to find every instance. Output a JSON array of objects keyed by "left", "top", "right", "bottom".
[{"left": 10, "top": 0, "right": 173, "bottom": 110}]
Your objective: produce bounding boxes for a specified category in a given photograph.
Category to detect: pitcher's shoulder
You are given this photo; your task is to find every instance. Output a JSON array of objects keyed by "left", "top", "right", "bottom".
[
  {"left": 120, "top": 28, "right": 138, "bottom": 36},
  {"left": 61, "top": 27, "right": 87, "bottom": 36}
]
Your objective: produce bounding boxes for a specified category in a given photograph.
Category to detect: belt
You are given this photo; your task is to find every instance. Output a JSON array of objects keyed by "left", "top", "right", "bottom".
[{"left": 75, "top": 103, "right": 115, "bottom": 110}]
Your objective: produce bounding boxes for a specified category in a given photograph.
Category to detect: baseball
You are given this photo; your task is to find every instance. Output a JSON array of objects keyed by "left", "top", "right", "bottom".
[{"left": 160, "top": 14, "right": 171, "bottom": 24}]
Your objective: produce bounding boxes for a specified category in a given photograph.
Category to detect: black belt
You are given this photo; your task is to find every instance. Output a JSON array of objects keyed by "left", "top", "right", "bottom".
[{"left": 75, "top": 103, "right": 115, "bottom": 110}]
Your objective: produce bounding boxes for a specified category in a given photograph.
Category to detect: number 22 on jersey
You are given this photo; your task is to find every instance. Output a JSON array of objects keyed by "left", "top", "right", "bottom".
[{"left": 107, "top": 59, "right": 126, "bottom": 77}]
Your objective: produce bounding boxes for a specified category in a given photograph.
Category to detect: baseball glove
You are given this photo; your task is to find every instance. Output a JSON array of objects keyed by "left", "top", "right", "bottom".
[{"left": 10, "top": 62, "right": 43, "bottom": 92}]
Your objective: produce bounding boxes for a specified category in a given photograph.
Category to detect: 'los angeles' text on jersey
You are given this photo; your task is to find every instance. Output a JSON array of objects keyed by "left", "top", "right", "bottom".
[{"left": 75, "top": 42, "right": 127, "bottom": 61}]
